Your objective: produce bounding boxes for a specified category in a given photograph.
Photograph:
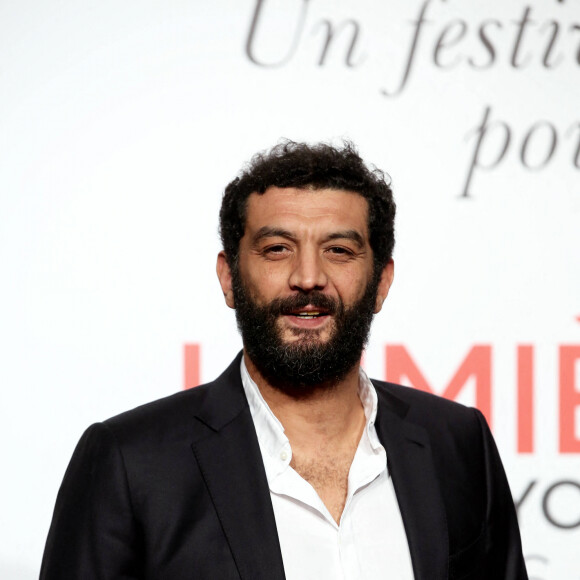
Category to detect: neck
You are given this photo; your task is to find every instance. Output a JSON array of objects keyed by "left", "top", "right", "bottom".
[{"left": 243, "top": 350, "right": 365, "bottom": 447}]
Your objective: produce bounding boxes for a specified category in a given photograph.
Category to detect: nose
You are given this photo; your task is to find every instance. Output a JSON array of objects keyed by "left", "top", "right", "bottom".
[{"left": 288, "top": 248, "right": 328, "bottom": 292}]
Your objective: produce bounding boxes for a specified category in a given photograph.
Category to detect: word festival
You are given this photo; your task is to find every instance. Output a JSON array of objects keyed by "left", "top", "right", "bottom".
[
  {"left": 183, "top": 342, "right": 580, "bottom": 455},
  {"left": 244, "top": 0, "right": 580, "bottom": 197}
]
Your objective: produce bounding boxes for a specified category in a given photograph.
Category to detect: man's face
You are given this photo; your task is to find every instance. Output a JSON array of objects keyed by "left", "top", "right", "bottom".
[{"left": 217, "top": 186, "right": 394, "bottom": 390}]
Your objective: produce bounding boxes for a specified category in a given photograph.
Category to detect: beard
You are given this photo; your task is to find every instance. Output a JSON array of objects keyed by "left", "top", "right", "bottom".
[{"left": 232, "top": 269, "right": 379, "bottom": 393}]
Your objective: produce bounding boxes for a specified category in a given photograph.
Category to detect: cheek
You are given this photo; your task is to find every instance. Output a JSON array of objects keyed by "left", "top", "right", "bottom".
[
  {"left": 260, "top": 261, "right": 289, "bottom": 280},
  {"left": 240, "top": 261, "right": 288, "bottom": 301},
  {"left": 333, "top": 269, "right": 370, "bottom": 300}
]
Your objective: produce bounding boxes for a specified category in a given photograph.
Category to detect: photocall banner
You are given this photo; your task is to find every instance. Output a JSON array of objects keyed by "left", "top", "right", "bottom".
[{"left": 0, "top": 1, "right": 578, "bottom": 578}]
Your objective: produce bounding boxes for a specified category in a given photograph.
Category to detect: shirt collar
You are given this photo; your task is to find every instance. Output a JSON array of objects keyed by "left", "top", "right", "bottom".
[
  {"left": 357, "top": 365, "right": 384, "bottom": 452},
  {"left": 240, "top": 357, "right": 289, "bottom": 468},
  {"left": 240, "top": 357, "right": 384, "bottom": 462}
]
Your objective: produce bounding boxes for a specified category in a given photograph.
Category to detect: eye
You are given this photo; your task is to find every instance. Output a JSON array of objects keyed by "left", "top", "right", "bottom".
[
  {"left": 261, "top": 244, "right": 290, "bottom": 259},
  {"left": 266, "top": 244, "right": 287, "bottom": 253},
  {"left": 325, "top": 246, "right": 355, "bottom": 261}
]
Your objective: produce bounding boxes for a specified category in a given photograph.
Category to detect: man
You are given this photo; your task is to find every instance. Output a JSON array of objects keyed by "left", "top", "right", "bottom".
[{"left": 41, "top": 141, "right": 527, "bottom": 579}]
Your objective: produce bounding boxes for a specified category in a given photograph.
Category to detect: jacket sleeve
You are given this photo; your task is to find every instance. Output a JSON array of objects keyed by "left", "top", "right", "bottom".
[
  {"left": 474, "top": 409, "right": 528, "bottom": 580},
  {"left": 40, "top": 423, "right": 144, "bottom": 580}
]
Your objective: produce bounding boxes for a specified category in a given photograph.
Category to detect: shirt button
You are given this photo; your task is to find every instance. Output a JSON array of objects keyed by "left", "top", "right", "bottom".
[{"left": 280, "top": 451, "right": 288, "bottom": 461}]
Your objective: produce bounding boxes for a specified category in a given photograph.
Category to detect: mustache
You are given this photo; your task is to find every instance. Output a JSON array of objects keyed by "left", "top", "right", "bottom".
[{"left": 266, "top": 292, "right": 340, "bottom": 316}]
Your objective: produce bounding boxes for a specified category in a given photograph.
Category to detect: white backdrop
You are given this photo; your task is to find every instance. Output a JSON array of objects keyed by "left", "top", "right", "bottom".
[{"left": 1, "top": 1, "right": 579, "bottom": 578}]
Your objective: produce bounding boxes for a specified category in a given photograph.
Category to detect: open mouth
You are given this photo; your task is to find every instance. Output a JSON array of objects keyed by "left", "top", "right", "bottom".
[
  {"left": 286, "top": 306, "right": 332, "bottom": 321},
  {"left": 281, "top": 305, "right": 334, "bottom": 331},
  {"left": 292, "top": 311, "right": 326, "bottom": 319}
]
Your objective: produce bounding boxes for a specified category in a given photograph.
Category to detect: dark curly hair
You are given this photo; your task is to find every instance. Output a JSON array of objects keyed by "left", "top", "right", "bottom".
[{"left": 219, "top": 140, "right": 396, "bottom": 278}]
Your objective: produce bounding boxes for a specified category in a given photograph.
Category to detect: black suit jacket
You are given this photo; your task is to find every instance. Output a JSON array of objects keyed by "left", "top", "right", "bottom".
[{"left": 41, "top": 354, "right": 527, "bottom": 579}]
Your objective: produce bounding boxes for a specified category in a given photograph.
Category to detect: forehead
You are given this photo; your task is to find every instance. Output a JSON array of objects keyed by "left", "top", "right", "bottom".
[{"left": 244, "top": 186, "right": 369, "bottom": 238}]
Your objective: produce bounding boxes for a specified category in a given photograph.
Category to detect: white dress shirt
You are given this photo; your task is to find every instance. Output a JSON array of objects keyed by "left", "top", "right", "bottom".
[{"left": 240, "top": 359, "right": 415, "bottom": 580}]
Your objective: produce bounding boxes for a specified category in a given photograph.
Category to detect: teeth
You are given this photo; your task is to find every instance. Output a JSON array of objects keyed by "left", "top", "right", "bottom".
[{"left": 296, "top": 311, "right": 320, "bottom": 318}]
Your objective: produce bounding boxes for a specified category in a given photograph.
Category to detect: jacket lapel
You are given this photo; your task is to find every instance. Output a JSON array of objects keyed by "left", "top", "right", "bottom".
[
  {"left": 188, "top": 359, "right": 448, "bottom": 580},
  {"left": 374, "top": 383, "right": 449, "bottom": 580},
  {"left": 190, "top": 355, "right": 286, "bottom": 580}
]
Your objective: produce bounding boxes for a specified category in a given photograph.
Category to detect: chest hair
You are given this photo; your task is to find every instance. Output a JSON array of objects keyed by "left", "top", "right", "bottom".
[{"left": 291, "top": 445, "right": 357, "bottom": 523}]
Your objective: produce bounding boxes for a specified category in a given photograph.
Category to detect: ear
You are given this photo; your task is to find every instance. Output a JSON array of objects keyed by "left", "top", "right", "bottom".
[
  {"left": 374, "top": 259, "right": 394, "bottom": 314},
  {"left": 216, "top": 251, "right": 236, "bottom": 309}
]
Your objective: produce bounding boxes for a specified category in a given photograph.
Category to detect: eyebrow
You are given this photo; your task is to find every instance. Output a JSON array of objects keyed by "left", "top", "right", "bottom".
[
  {"left": 324, "top": 230, "right": 365, "bottom": 248},
  {"left": 252, "top": 227, "right": 297, "bottom": 244},
  {"left": 252, "top": 227, "right": 365, "bottom": 248}
]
